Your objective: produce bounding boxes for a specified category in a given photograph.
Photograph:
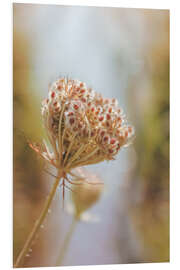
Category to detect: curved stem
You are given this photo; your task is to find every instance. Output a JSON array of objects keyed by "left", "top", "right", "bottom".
[
  {"left": 14, "top": 171, "right": 63, "bottom": 268},
  {"left": 56, "top": 217, "right": 78, "bottom": 266}
]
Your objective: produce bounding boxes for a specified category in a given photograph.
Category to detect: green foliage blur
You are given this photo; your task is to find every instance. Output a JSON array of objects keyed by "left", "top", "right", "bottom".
[
  {"left": 13, "top": 29, "right": 45, "bottom": 264},
  {"left": 130, "top": 16, "right": 169, "bottom": 262}
]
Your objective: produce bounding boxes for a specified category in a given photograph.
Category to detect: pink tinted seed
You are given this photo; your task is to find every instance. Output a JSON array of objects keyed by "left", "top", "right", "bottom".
[
  {"left": 110, "top": 138, "right": 116, "bottom": 144},
  {"left": 81, "top": 98, "right": 86, "bottom": 103},
  {"left": 128, "top": 126, "right": 132, "bottom": 133},
  {"left": 125, "top": 131, "right": 128, "bottom": 137},
  {"left": 91, "top": 107, "right": 95, "bottom": 112},
  {"left": 100, "top": 131, "right": 105, "bottom": 137},
  {"left": 73, "top": 104, "right": 79, "bottom": 110},
  {"left": 80, "top": 89, "right": 85, "bottom": 94},
  {"left": 51, "top": 92, "right": 55, "bottom": 98},
  {"left": 106, "top": 114, "right": 111, "bottom": 120},
  {"left": 103, "top": 136, "right": 109, "bottom": 142},
  {"left": 99, "top": 116, "right": 104, "bottom": 121},
  {"left": 69, "top": 118, "right": 75, "bottom": 125},
  {"left": 68, "top": 111, "right": 74, "bottom": 116}
]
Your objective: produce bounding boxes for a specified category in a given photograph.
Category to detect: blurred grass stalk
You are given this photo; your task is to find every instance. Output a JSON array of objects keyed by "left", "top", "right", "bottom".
[
  {"left": 56, "top": 168, "right": 103, "bottom": 266},
  {"left": 56, "top": 216, "right": 78, "bottom": 266}
]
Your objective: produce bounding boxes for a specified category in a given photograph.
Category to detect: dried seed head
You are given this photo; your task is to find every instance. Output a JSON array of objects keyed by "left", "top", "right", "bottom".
[{"left": 34, "top": 77, "right": 134, "bottom": 170}]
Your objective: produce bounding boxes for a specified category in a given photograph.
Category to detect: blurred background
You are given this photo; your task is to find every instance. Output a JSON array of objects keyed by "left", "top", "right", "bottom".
[{"left": 13, "top": 3, "right": 169, "bottom": 267}]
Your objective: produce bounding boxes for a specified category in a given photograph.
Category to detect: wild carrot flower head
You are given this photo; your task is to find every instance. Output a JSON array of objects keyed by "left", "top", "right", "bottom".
[{"left": 30, "top": 77, "right": 134, "bottom": 173}]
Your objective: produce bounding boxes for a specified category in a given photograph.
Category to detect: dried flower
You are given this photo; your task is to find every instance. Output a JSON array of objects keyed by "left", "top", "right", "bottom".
[
  {"left": 29, "top": 77, "right": 134, "bottom": 196},
  {"left": 30, "top": 77, "right": 134, "bottom": 168}
]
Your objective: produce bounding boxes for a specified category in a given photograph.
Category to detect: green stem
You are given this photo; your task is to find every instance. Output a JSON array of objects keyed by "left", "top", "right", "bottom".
[
  {"left": 56, "top": 217, "right": 78, "bottom": 266},
  {"left": 14, "top": 171, "right": 62, "bottom": 268}
]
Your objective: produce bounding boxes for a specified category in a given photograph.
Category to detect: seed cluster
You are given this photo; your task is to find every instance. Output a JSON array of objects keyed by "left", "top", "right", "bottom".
[{"left": 41, "top": 78, "right": 134, "bottom": 170}]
